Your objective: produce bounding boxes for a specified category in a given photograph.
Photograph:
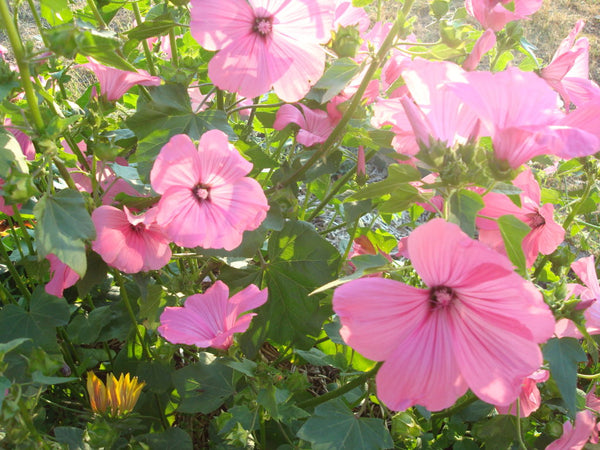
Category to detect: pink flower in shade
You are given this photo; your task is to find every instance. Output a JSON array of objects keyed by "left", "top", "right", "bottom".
[
  {"left": 541, "top": 21, "right": 600, "bottom": 110},
  {"left": 546, "top": 410, "right": 596, "bottom": 450},
  {"left": 462, "top": 29, "right": 496, "bottom": 71},
  {"left": 81, "top": 57, "right": 161, "bottom": 102},
  {"left": 465, "top": 0, "right": 542, "bottom": 32},
  {"left": 332, "top": 218, "right": 554, "bottom": 412},
  {"left": 91, "top": 206, "right": 172, "bottom": 274},
  {"left": 571, "top": 256, "right": 600, "bottom": 333},
  {"left": 150, "top": 131, "right": 269, "bottom": 251},
  {"left": 158, "top": 281, "right": 268, "bottom": 350},
  {"left": 273, "top": 104, "right": 337, "bottom": 147},
  {"left": 45, "top": 254, "right": 80, "bottom": 298},
  {"left": 4, "top": 118, "right": 35, "bottom": 161},
  {"left": 495, "top": 369, "right": 549, "bottom": 417},
  {"left": 190, "top": 0, "right": 334, "bottom": 102},
  {"left": 451, "top": 67, "right": 597, "bottom": 168},
  {"left": 477, "top": 168, "right": 565, "bottom": 267}
]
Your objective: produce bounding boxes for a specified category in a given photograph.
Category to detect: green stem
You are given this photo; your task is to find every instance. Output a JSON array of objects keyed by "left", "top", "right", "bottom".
[
  {"left": 430, "top": 392, "right": 478, "bottom": 420},
  {"left": 298, "top": 362, "right": 382, "bottom": 409},
  {"left": 53, "top": 157, "right": 79, "bottom": 191},
  {"left": 64, "top": 133, "right": 91, "bottom": 171},
  {"left": 0, "top": 238, "right": 31, "bottom": 301},
  {"left": 216, "top": 89, "right": 224, "bottom": 111},
  {"left": 577, "top": 372, "right": 600, "bottom": 379},
  {"left": 114, "top": 271, "right": 152, "bottom": 359},
  {"left": 0, "top": 281, "right": 16, "bottom": 305},
  {"left": 132, "top": 2, "right": 157, "bottom": 76},
  {"left": 227, "top": 101, "right": 285, "bottom": 116},
  {"left": 25, "top": 0, "right": 49, "bottom": 47},
  {"left": 86, "top": 0, "right": 107, "bottom": 29},
  {"left": 267, "top": 18, "right": 402, "bottom": 193},
  {"left": 11, "top": 206, "right": 34, "bottom": 254},
  {"left": 0, "top": 0, "right": 44, "bottom": 131},
  {"left": 241, "top": 97, "right": 259, "bottom": 140},
  {"left": 515, "top": 398, "right": 527, "bottom": 450},
  {"left": 168, "top": 29, "right": 179, "bottom": 68}
]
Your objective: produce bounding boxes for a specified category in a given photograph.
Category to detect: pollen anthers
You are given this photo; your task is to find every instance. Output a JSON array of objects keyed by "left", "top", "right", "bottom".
[
  {"left": 429, "top": 286, "right": 455, "bottom": 309},
  {"left": 192, "top": 183, "right": 211, "bottom": 202},
  {"left": 253, "top": 16, "right": 273, "bottom": 36}
]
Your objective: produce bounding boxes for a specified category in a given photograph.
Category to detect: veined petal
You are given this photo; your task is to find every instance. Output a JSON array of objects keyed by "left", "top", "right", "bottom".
[{"left": 150, "top": 134, "right": 202, "bottom": 194}]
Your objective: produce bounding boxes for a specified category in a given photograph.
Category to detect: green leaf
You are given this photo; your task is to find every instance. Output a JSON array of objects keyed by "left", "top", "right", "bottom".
[
  {"left": 472, "top": 415, "right": 518, "bottom": 450},
  {"left": 497, "top": 215, "right": 530, "bottom": 274},
  {"left": 34, "top": 189, "right": 95, "bottom": 277},
  {"left": 0, "top": 338, "right": 31, "bottom": 357},
  {"left": 137, "top": 428, "right": 193, "bottom": 450},
  {"left": 297, "top": 398, "right": 393, "bottom": 450},
  {"left": 543, "top": 337, "right": 587, "bottom": 417},
  {"left": 447, "top": 189, "right": 484, "bottom": 237},
  {"left": 0, "top": 127, "right": 29, "bottom": 177},
  {"left": 309, "top": 58, "right": 360, "bottom": 103},
  {"left": 127, "top": 20, "right": 175, "bottom": 40},
  {"left": 379, "top": 184, "right": 420, "bottom": 213},
  {"left": 258, "top": 220, "right": 341, "bottom": 348},
  {"left": 0, "top": 287, "right": 70, "bottom": 352},
  {"left": 0, "top": 376, "right": 11, "bottom": 409},
  {"left": 32, "top": 371, "right": 78, "bottom": 385},
  {"left": 352, "top": 0, "right": 374, "bottom": 6},
  {"left": 53, "top": 427, "right": 89, "bottom": 450},
  {"left": 128, "top": 84, "right": 235, "bottom": 163},
  {"left": 40, "top": 0, "right": 73, "bottom": 26},
  {"left": 352, "top": 164, "right": 422, "bottom": 201},
  {"left": 172, "top": 354, "right": 235, "bottom": 414}
]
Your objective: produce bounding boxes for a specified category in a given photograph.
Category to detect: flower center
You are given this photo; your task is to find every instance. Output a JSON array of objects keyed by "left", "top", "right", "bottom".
[
  {"left": 526, "top": 212, "right": 546, "bottom": 229},
  {"left": 253, "top": 16, "right": 273, "bottom": 36},
  {"left": 192, "top": 183, "right": 211, "bottom": 203},
  {"left": 429, "top": 286, "right": 455, "bottom": 309},
  {"left": 129, "top": 223, "right": 145, "bottom": 234}
]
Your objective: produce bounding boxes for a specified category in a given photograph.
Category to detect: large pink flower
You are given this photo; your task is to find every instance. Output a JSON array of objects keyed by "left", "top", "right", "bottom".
[
  {"left": 546, "top": 410, "right": 596, "bottom": 450},
  {"left": 81, "top": 57, "right": 161, "bottom": 102},
  {"left": 158, "top": 281, "right": 268, "bottom": 350},
  {"left": 465, "top": 0, "right": 542, "bottom": 32},
  {"left": 477, "top": 168, "right": 565, "bottom": 267},
  {"left": 190, "top": 0, "right": 334, "bottom": 102},
  {"left": 150, "top": 131, "right": 269, "bottom": 250},
  {"left": 332, "top": 218, "right": 554, "bottom": 412},
  {"left": 91, "top": 206, "right": 172, "bottom": 273}
]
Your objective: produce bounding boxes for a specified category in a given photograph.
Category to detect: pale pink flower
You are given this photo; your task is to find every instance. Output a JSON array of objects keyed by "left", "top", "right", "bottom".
[
  {"left": 158, "top": 281, "right": 268, "bottom": 350},
  {"left": 190, "top": 0, "right": 334, "bottom": 102},
  {"left": 150, "top": 131, "right": 269, "bottom": 250},
  {"left": 556, "top": 98, "right": 600, "bottom": 158},
  {"left": 477, "top": 168, "right": 565, "bottom": 267},
  {"left": 334, "top": 0, "right": 369, "bottom": 32},
  {"left": 81, "top": 57, "right": 161, "bottom": 102},
  {"left": 541, "top": 20, "right": 600, "bottom": 109},
  {"left": 91, "top": 206, "right": 172, "bottom": 273},
  {"left": 462, "top": 29, "right": 496, "bottom": 71},
  {"left": 45, "top": 254, "right": 80, "bottom": 298},
  {"left": 546, "top": 410, "right": 596, "bottom": 450},
  {"left": 273, "top": 104, "right": 337, "bottom": 147},
  {"left": 495, "top": 369, "right": 549, "bottom": 417},
  {"left": 332, "top": 218, "right": 554, "bottom": 411},
  {"left": 451, "top": 67, "right": 596, "bottom": 168},
  {"left": 465, "top": 0, "right": 542, "bottom": 32},
  {"left": 571, "top": 256, "right": 600, "bottom": 333}
]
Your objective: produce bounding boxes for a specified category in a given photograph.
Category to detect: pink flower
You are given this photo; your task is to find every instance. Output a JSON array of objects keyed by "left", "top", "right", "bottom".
[
  {"left": 465, "top": 0, "right": 542, "bottom": 32},
  {"left": 81, "top": 57, "right": 161, "bottom": 102},
  {"left": 150, "top": 131, "right": 269, "bottom": 250},
  {"left": 541, "top": 21, "right": 600, "bottom": 109},
  {"left": 462, "top": 29, "right": 496, "bottom": 71},
  {"left": 477, "top": 168, "right": 565, "bottom": 267},
  {"left": 332, "top": 218, "right": 554, "bottom": 411},
  {"left": 546, "top": 410, "right": 596, "bottom": 450},
  {"left": 190, "top": 0, "right": 334, "bottom": 102},
  {"left": 334, "top": 0, "right": 369, "bottom": 33},
  {"left": 158, "top": 281, "right": 268, "bottom": 350},
  {"left": 571, "top": 256, "right": 600, "bottom": 332},
  {"left": 91, "top": 206, "right": 172, "bottom": 273},
  {"left": 4, "top": 118, "right": 35, "bottom": 160},
  {"left": 273, "top": 104, "right": 337, "bottom": 147},
  {"left": 495, "top": 369, "right": 549, "bottom": 417},
  {"left": 45, "top": 254, "right": 80, "bottom": 297}
]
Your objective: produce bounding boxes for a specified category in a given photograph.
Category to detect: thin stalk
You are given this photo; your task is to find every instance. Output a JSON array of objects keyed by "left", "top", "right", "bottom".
[
  {"left": 63, "top": 133, "right": 91, "bottom": 171},
  {"left": 11, "top": 206, "right": 34, "bottom": 254},
  {"left": 168, "top": 29, "right": 179, "bottom": 68},
  {"left": 0, "top": 282, "right": 16, "bottom": 305},
  {"left": 340, "top": 219, "right": 360, "bottom": 270},
  {"left": 132, "top": 2, "right": 157, "bottom": 76},
  {"left": 114, "top": 271, "right": 152, "bottom": 359},
  {"left": 515, "top": 398, "right": 527, "bottom": 450},
  {"left": 86, "top": 0, "right": 107, "bottom": 29},
  {"left": 53, "top": 157, "right": 79, "bottom": 191},
  {"left": 0, "top": 0, "right": 44, "bottom": 131},
  {"left": 267, "top": 17, "right": 402, "bottom": 193},
  {"left": 241, "top": 97, "right": 259, "bottom": 139},
  {"left": 7, "top": 223, "right": 25, "bottom": 259},
  {"left": 216, "top": 89, "right": 224, "bottom": 111},
  {"left": 298, "top": 362, "right": 382, "bottom": 409},
  {"left": 577, "top": 372, "right": 600, "bottom": 380},
  {"left": 227, "top": 101, "right": 285, "bottom": 116},
  {"left": 25, "top": 0, "right": 49, "bottom": 47},
  {"left": 0, "top": 238, "right": 31, "bottom": 301}
]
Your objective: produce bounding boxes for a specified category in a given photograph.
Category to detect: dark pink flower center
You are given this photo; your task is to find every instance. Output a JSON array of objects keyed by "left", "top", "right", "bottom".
[
  {"left": 253, "top": 16, "right": 273, "bottom": 36},
  {"left": 130, "top": 223, "right": 146, "bottom": 234},
  {"left": 193, "top": 183, "right": 211, "bottom": 203},
  {"left": 526, "top": 211, "right": 546, "bottom": 229},
  {"left": 429, "top": 286, "right": 455, "bottom": 309}
]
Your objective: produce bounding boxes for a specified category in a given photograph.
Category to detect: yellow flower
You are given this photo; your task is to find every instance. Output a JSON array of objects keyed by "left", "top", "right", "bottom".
[{"left": 87, "top": 371, "right": 145, "bottom": 417}]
